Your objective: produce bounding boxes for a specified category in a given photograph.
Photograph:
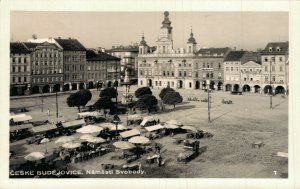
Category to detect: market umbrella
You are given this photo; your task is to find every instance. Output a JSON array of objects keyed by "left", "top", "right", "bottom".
[
  {"left": 181, "top": 126, "right": 197, "bottom": 132},
  {"left": 166, "top": 120, "right": 183, "bottom": 126},
  {"left": 76, "top": 125, "right": 103, "bottom": 134},
  {"left": 99, "top": 122, "right": 115, "bottom": 128},
  {"left": 110, "top": 124, "right": 126, "bottom": 131},
  {"left": 85, "top": 137, "right": 105, "bottom": 144},
  {"left": 40, "top": 138, "right": 50, "bottom": 153},
  {"left": 24, "top": 152, "right": 45, "bottom": 161},
  {"left": 113, "top": 141, "right": 135, "bottom": 150},
  {"left": 62, "top": 142, "right": 81, "bottom": 149},
  {"left": 129, "top": 136, "right": 150, "bottom": 144},
  {"left": 80, "top": 134, "right": 94, "bottom": 140},
  {"left": 55, "top": 136, "right": 76, "bottom": 144},
  {"left": 164, "top": 124, "right": 179, "bottom": 129}
]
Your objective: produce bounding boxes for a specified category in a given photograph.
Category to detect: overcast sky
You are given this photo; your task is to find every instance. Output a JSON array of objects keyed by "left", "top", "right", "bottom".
[{"left": 10, "top": 11, "right": 288, "bottom": 51}]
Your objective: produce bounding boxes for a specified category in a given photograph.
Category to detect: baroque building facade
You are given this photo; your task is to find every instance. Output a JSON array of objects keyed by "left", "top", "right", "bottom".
[{"left": 138, "top": 11, "right": 230, "bottom": 90}]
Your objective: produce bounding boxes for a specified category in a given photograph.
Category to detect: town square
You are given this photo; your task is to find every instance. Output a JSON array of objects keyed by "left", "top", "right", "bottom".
[{"left": 8, "top": 11, "right": 289, "bottom": 179}]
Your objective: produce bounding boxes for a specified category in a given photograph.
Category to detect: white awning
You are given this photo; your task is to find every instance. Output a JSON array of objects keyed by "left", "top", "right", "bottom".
[
  {"left": 144, "top": 124, "right": 164, "bottom": 132},
  {"left": 120, "top": 129, "right": 140, "bottom": 138},
  {"left": 12, "top": 115, "right": 32, "bottom": 122}
]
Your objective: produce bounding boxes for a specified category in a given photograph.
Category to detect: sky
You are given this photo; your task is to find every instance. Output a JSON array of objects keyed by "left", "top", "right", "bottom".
[{"left": 10, "top": 11, "right": 288, "bottom": 51}]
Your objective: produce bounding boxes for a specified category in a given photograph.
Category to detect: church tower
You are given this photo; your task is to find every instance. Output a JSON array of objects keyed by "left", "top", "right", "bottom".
[
  {"left": 139, "top": 33, "right": 148, "bottom": 54},
  {"left": 156, "top": 11, "right": 174, "bottom": 54},
  {"left": 186, "top": 28, "right": 197, "bottom": 54}
]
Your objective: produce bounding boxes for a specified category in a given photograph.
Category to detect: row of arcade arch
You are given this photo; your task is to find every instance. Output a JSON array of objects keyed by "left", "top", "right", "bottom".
[{"left": 224, "top": 84, "right": 286, "bottom": 94}]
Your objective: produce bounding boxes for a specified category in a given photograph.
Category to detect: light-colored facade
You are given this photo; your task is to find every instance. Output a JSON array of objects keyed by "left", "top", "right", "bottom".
[
  {"left": 224, "top": 51, "right": 259, "bottom": 92},
  {"left": 30, "top": 42, "right": 64, "bottom": 94},
  {"left": 10, "top": 42, "right": 32, "bottom": 96},
  {"left": 138, "top": 11, "right": 200, "bottom": 90},
  {"left": 86, "top": 49, "right": 121, "bottom": 88},
  {"left": 107, "top": 45, "right": 139, "bottom": 80},
  {"left": 54, "top": 38, "right": 87, "bottom": 91},
  {"left": 240, "top": 61, "right": 262, "bottom": 93},
  {"left": 261, "top": 42, "right": 289, "bottom": 94}
]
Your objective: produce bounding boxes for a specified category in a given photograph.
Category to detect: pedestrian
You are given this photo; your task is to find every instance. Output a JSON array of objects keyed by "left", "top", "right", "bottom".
[
  {"left": 47, "top": 108, "right": 50, "bottom": 116},
  {"left": 157, "top": 154, "right": 162, "bottom": 167}
]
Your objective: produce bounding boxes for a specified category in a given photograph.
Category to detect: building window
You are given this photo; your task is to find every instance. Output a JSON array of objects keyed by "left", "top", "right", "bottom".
[
  {"left": 12, "top": 77, "right": 15, "bottom": 83},
  {"left": 140, "top": 80, "right": 143, "bottom": 85},
  {"left": 159, "top": 81, "right": 162, "bottom": 86},
  {"left": 155, "top": 81, "right": 158, "bottom": 86},
  {"left": 231, "top": 67, "right": 233, "bottom": 71},
  {"left": 272, "top": 76, "right": 276, "bottom": 82},
  {"left": 250, "top": 69, "right": 252, "bottom": 72},
  {"left": 167, "top": 71, "right": 169, "bottom": 76},
  {"left": 203, "top": 63, "right": 205, "bottom": 68},
  {"left": 12, "top": 66, "right": 15, "bottom": 72},
  {"left": 163, "top": 71, "right": 166, "bottom": 76},
  {"left": 250, "top": 78, "right": 253, "bottom": 81},
  {"left": 265, "top": 66, "right": 268, "bottom": 72},
  {"left": 179, "top": 71, "right": 182, "bottom": 77},
  {"left": 236, "top": 67, "right": 239, "bottom": 71},
  {"left": 272, "top": 66, "right": 275, "bottom": 72},
  {"left": 179, "top": 64, "right": 181, "bottom": 67},
  {"left": 171, "top": 71, "right": 174, "bottom": 76},
  {"left": 218, "top": 63, "right": 221, "bottom": 69},
  {"left": 226, "top": 67, "right": 229, "bottom": 71},
  {"left": 184, "top": 71, "right": 187, "bottom": 77},
  {"left": 210, "top": 73, "right": 213, "bottom": 78},
  {"left": 195, "top": 72, "right": 198, "bottom": 78},
  {"left": 265, "top": 76, "right": 268, "bottom": 82},
  {"left": 206, "top": 73, "right": 209, "bottom": 78},
  {"left": 265, "top": 57, "right": 268, "bottom": 62},
  {"left": 189, "top": 82, "right": 192, "bottom": 88},
  {"left": 18, "top": 77, "right": 21, "bottom": 82},
  {"left": 280, "top": 66, "right": 283, "bottom": 72},
  {"left": 244, "top": 78, "right": 247, "bottom": 81},
  {"left": 172, "top": 81, "right": 174, "bottom": 87}
]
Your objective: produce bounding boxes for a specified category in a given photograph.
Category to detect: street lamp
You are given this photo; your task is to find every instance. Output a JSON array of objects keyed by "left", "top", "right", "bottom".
[
  {"left": 121, "top": 68, "right": 131, "bottom": 126},
  {"left": 113, "top": 114, "right": 121, "bottom": 138},
  {"left": 206, "top": 79, "right": 211, "bottom": 123}
]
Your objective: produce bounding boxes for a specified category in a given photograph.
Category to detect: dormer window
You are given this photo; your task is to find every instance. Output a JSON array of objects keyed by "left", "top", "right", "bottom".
[
  {"left": 269, "top": 47, "right": 273, "bottom": 52},
  {"left": 276, "top": 47, "right": 281, "bottom": 52}
]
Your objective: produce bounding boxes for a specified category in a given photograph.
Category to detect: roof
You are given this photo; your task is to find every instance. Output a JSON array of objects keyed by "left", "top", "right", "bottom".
[
  {"left": 197, "top": 47, "right": 230, "bottom": 57},
  {"left": 62, "top": 119, "right": 85, "bottom": 128},
  {"left": 10, "top": 42, "right": 30, "bottom": 54},
  {"left": 261, "top": 42, "right": 289, "bottom": 55},
  {"left": 224, "top": 51, "right": 246, "bottom": 61},
  {"left": 109, "top": 46, "right": 139, "bottom": 52},
  {"left": 31, "top": 124, "right": 57, "bottom": 133},
  {"left": 241, "top": 60, "right": 262, "bottom": 66},
  {"left": 86, "top": 49, "right": 120, "bottom": 61},
  {"left": 119, "top": 129, "right": 140, "bottom": 138},
  {"left": 10, "top": 123, "right": 33, "bottom": 132},
  {"left": 54, "top": 38, "right": 86, "bottom": 51},
  {"left": 23, "top": 42, "right": 41, "bottom": 50},
  {"left": 187, "top": 32, "right": 197, "bottom": 44}
]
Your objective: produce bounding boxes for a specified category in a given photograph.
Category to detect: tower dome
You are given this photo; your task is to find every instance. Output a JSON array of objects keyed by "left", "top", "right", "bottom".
[
  {"left": 139, "top": 33, "right": 147, "bottom": 46},
  {"left": 187, "top": 28, "right": 197, "bottom": 44},
  {"left": 161, "top": 11, "right": 172, "bottom": 28}
]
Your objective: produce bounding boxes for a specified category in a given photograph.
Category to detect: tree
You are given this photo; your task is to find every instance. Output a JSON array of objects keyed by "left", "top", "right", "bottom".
[
  {"left": 159, "top": 87, "right": 175, "bottom": 99},
  {"left": 100, "top": 87, "right": 117, "bottom": 99},
  {"left": 163, "top": 91, "right": 183, "bottom": 108},
  {"left": 94, "top": 96, "right": 114, "bottom": 117},
  {"left": 135, "top": 94, "right": 158, "bottom": 113},
  {"left": 67, "top": 89, "right": 92, "bottom": 112},
  {"left": 135, "top": 87, "right": 152, "bottom": 98}
]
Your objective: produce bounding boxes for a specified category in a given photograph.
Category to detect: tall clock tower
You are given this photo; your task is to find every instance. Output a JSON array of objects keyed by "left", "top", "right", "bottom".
[{"left": 156, "top": 11, "right": 173, "bottom": 54}]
